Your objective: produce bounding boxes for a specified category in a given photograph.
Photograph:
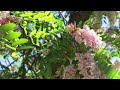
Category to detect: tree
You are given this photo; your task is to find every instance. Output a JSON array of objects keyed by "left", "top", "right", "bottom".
[{"left": 0, "top": 11, "right": 120, "bottom": 79}]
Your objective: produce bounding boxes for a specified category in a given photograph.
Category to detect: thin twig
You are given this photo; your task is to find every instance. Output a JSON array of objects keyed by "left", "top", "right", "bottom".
[
  {"left": 7, "top": 58, "right": 11, "bottom": 65},
  {"left": 7, "top": 59, "right": 18, "bottom": 67},
  {"left": 59, "top": 11, "right": 68, "bottom": 25},
  {"left": 5, "top": 59, "right": 8, "bottom": 66},
  {"left": 26, "top": 58, "right": 40, "bottom": 78}
]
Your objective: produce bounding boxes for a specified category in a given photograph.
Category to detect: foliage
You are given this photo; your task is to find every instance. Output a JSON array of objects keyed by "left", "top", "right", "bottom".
[{"left": 0, "top": 11, "right": 120, "bottom": 79}]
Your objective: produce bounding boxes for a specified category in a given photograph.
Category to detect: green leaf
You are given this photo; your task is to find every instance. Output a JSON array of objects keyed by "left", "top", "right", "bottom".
[
  {"left": 5, "top": 44, "right": 16, "bottom": 51},
  {"left": 97, "top": 59, "right": 109, "bottom": 71},
  {"left": 112, "top": 75, "right": 120, "bottom": 79},
  {"left": 24, "top": 27, "right": 27, "bottom": 35},
  {"left": 42, "top": 33, "right": 49, "bottom": 38},
  {"left": 4, "top": 31, "right": 21, "bottom": 40},
  {"left": 94, "top": 48, "right": 105, "bottom": 61},
  {"left": 107, "top": 37, "right": 115, "bottom": 42},
  {"left": 118, "top": 71, "right": 120, "bottom": 75},
  {"left": 45, "top": 11, "right": 51, "bottom": 15},
  {"left": 78, "top": 43, "right": 89, "bottom": 53},
  {"left": 30, "top": 37, "right": 35, "bottom": 45},
  {"left": 36, "top": 31, "right": 44, "bottom": 38},
  {"left": 20, "top": 12, "right": 34, "bottom": 17},
  {"left": 44, "top": 65, "right": 52, "bottom": 79},
  {"left": 104, "top": 65, "right": 118, "bottom": 79},
  {"left": 64, "top": 25, "right": 69, "bottom": 32},
  {"left": 114, "top": 38, "right": 120, "bottom": 45},
  {"left": 33, "top": 13, "right": 45, "bottom": 19},
  {"left": 11, "top": 52, "right": 17, "bottom": 59},
  {"left": 36, "top": 38, "right": 39, "bottom": 46},
  {"left": 20, "top": 45, "right": 34, "bottom": 49},
  {"left": 12, "top": 38, "right": 28, "bottom": 46},
  {"left": 77, "top": 21, "right": 83, "bottom": 27},
  {"left": 0, "top": 23, "right": 16, "bottom": 32},
  {"left": 29, "top": 30, "right": 36, "bottom": 37},
  {"left": 114, "top": 52, "right": 120, "bottom": 57}
]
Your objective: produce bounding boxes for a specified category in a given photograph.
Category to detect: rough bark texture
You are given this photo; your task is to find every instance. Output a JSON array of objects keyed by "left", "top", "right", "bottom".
[{"left": 69, "top": 11, "right": 93, "bottom": 25}]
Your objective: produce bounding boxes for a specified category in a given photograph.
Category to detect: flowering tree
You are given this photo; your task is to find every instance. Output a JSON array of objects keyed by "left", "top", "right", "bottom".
[{"left": 0, "top": 11, "right": 120, "bottom": 79}]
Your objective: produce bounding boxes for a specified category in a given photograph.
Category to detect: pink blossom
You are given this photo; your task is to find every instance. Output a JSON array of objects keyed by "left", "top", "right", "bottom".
[
  {"left": 0, "top": 17, "right": 7, "bottom": 24},
  {"left": 83, "top": 25, "right": 90, "bottom": 31},
  {"left": 72, "top": 29, "right": 81, "bottom": 37},
  {"left": 68, "top": 23, "right": 76, "bottom": 33},
  {"left": 7, "top": 15, "right": 15, "bottom": 21},
  {"left": 75, "top": 52, "right": 107, "bottom": 79},
  {"left": 75, "top": 35, "right": 82, "bottom": 44},
  {"left": 68, "top": 24, "right": 102, "bottom": 51},
  {"left": 55, "top": 64, "right": 77, "bottom": 79}
]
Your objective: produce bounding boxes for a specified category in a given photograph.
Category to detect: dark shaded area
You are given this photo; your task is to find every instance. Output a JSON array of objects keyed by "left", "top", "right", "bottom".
[{"left": 69, "top": 11, "right": 93, "bottom": 25}]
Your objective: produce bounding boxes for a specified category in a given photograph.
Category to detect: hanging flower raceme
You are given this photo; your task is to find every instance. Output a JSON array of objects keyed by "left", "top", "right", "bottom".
[
  {"left": 0, "top": 17, "right": 7, "bottom": 25},
  {"left": 55, "top": 61, "right": 77, "bottom": 79},
  {"left": 62, "top": 64, "right": 76, "bottom": 79},
  {"left": 75, "top": 52, "right": 107, "bottom": 79},
  {"left": 54, "top": 23, "right": 108, "bottom": 79},
  {"left": 0, "top": 11, "right": 22, "bottom": 25},
  {"left": 68, "top": 23, "right": 102, "bottom": 51},
  {"left": 55, "top": 52, "right": 107, "bottom": 79}
]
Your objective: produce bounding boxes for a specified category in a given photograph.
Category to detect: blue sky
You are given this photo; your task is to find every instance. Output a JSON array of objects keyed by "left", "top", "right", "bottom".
[{"left": 101, "top": 15, "right": 119, "bottom": 28}]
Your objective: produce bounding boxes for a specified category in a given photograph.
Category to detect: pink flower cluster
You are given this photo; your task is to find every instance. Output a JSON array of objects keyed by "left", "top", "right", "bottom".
[
  {"left": 0, "top": 17, "right": 7, "bottom": 24},
  {"left": 0, "top": 15, "right": 22, "bottom": 25},
  {"left": 54, "top": 23, "right": 106, "bottom": 79},
  {"left": 75, "top": 52, "right": 107, "bottom": 79},
  {"left": 55, "top": 52, "right": 107, "bottom": 79},
  {"left": 68, "top": 23, "right": 102, "bottom": 51},
  {"left": 0, "top": 11, "right": 22, "bottom": 25},
  {"left": 63, "top": 64, "right": 76, "bottom": 79},
  {"left": 55, "top": 64, "right": 77, "bottom": 79}
]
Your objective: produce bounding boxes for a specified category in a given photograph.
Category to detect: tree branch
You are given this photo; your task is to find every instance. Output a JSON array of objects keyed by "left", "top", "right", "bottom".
[
  {"left": 7, "top": 59, "right": 18, "bottom": 67},
  {"left": 59, "top": 11, "right": 68, "bottom": 25}
]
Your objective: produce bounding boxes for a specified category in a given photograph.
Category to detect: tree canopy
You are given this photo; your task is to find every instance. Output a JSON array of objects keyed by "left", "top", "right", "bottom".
[{"left": 0, "top": 11, "right": 120, "bottom": 79}]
